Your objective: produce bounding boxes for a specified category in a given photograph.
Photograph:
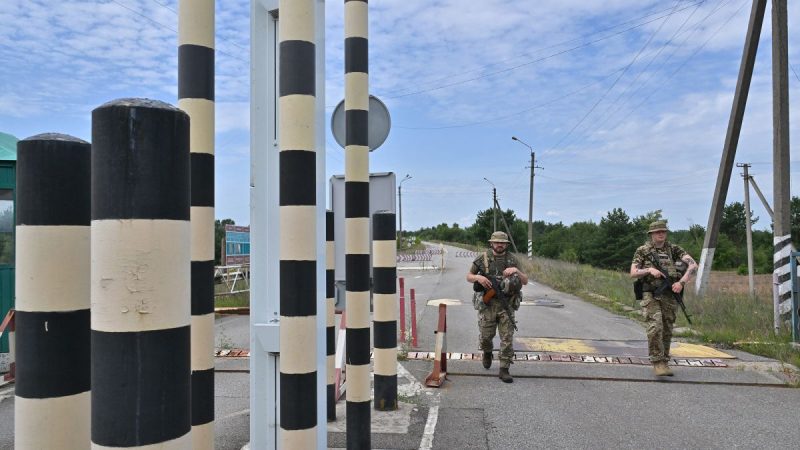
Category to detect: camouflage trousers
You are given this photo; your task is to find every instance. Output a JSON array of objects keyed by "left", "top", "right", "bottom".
[
  {"left": 640, "top": 292, "right": 677, "bottom": 363},
  {"left": 478, "top": 300, "right": 515, "bottom": 369}
]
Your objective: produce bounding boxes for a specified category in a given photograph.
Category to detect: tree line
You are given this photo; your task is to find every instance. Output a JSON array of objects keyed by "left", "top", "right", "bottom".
[{"left": 413, "top": 197, "right": 800, "bottom": 273}]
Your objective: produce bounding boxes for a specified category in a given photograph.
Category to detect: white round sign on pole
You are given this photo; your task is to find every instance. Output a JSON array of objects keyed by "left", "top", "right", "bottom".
[{"left": 330, "top": 95, "right": 391, "bottom": 151}]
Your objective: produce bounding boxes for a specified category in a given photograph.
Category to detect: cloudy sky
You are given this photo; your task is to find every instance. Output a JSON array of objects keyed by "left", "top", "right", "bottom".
[{"left": 1, "top": 0, "right": 799, "bottom": 231}]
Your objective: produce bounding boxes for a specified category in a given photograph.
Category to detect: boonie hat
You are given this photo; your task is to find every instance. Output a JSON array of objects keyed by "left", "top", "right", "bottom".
[
  {"left": 488, "top": 231, "right": 510, "bottom": 243},
  {"left": 648, "top": 220, "right": 669, "bottom": 233}
]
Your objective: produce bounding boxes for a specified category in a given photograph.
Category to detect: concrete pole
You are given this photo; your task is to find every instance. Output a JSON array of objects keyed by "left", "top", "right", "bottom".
[
  {"left": 748, "top": 175, "right": 774, "bottom": 219},
  {"left": 15, "top": 134, "right": 91, "bottom": 449},
  {"left": 738, "top": 163, "right": 755, "bottom": 298},
  {"left": 91, "top": 99, "right": 191, "bottom": 448},
  {"left": 492, "top": 188, "right": 497, "bottom": 232},
  {"left": 178, "top": 1, "right": 216, "bottom": 445},
  {"left": 398, "top": 185, "right": 403, "bottom": 245},
  {"left": 345, "top": 0, "right": 372, "bottom": 446},
  {"left": 326, "top": 211, "right": 336, "bottom": 421},
  {"left": 696, "top": 0, "right": 766, "bottom": 296},
  {"left": 372, "top": 211, "right": 397, "bottom": 411},
  {"left": 528, "top": 151, "right": 534, "bottom": 259},
  {"left": 771, "top": 0, "right": 793, "bottom": 322},
  {"left": 278, "top": 0, "right": 319, "bottom": 446}
]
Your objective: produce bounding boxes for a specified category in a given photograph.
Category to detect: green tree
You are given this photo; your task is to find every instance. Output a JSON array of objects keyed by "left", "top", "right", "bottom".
[{"left": 584, "top": 208, "right": 637, "bottom": 270}]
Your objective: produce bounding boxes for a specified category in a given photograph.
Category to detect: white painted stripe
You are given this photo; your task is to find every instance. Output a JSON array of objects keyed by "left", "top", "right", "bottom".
[
  {"left": 178, "top": 99, "right": 214, "bottom": 155},
  {"left": 372, "top": 241, "right": 396, "bottom": 268},
  {"left": 419, "top": 404, "right": 440, "bottom": 450},
  {"left": 344, "top": 0, "right": 368, "bottom": 39},
  {"left": 191, "top": 313, "right": 215, "bottom": 371},
  {"left": 16, "top": 391, "right": 90, "bottom": 450},
  {"left": 346, "top": 291, "right": 371, "bottom": 328},
  {"left": 775, "top": 264, "right": 791, "bottom": 275},
  {"left": 326, "top": 242, "right": 335, "bottom": 269},
  {"left": 373, "top": 293, "right": 397, "bottom": 322},
  {"left": 279, "top": 0, "right": 315, "bottom": 43},
  {"left": 92, "top": 432, "right": 191, "bottom": 449},
  {"left": 280, "top": 316, "right": 317, "bottom": 374},
  {"left": 16, "top": 226, "right": 89, "bottom": 312},
  {"left": 278, "top": 96, "right": 316, "bottom": 152},
  {"left": 345, "top": 218, "right": 370, "bottom": 254},
  {"left": 281, "top": 427, "right": 317, "bottom": 449},
  {"left": 774, "top": 234, "right": 792, "bottom": 246},
  {"left": 91, "top": 220, "right": 190, "bottom": 332},
  {"left": 434, "top": 333, "right": 445, "bottom": 362},
  {"left": 344, "top": 73, "right": 369, "bottom": 110},
  {"left": 373, "top": 348, "right": 397, "bottom": 376},
  {"left": 191, "top": 421, "right": 214, "bottom": 450},
  {"left": 345, "top": 364, "right": 371, "bottom": 402},
  {"left": 280, "top": 205, "right": 316, "bottom": 261},
  {"left": 344, "top": 146, "right": 369, "bottom": 182},
  {"left": 779, "top": 298, "right": 792, "bottom": 315},
  {"left": 178, "top": 0, "right": 214, "bottom": 48},
  {"left": 190, "top": 207, "right": 215, "bottom": 262},
  {"left": 327, "top": 299, "right": 335, "bottom": 327},
  {"left": 327, "top": 354, "right": 335, "bottom": 384}
]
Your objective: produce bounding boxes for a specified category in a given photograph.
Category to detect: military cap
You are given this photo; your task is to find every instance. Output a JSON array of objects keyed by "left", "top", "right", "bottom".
[
  {"left": 488, "top": 231, "right": 510, "bottom": 243},
  {"left": 648, "top": 220, "right": 669, "bottom": 233}
]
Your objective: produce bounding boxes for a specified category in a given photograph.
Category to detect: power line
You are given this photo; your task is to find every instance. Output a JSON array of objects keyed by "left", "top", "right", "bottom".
[
  {"left": 381, "top": 1, "right": 706, "bottom": 99},
  {"left": 147, "top": 0, "right": 250, "bottom": 53}
]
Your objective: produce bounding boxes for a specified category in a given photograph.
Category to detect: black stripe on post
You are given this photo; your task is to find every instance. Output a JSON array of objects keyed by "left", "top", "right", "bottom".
[
  {"left": 279, "top": 41, "right": 316, "bottom": 97},
  {"left": 345, "top": 254, "right": 371, "bottom": 292},
  {"left": 191, "top": 368, "right": 215, "bottom": 426},
  {"left": 191, "top": 260, "right": 216, "bottom": 316},
  {"left": 345, "top": 109, "right": 369, "bottom": 147},
  {"left": 373, "top": 375, "right": 397, "bottom": 409},
  {"left": 346, "top": 402, "right": 371, "bottom": 442},
  {"left": 190, "top": 153, "right": 215, "bottom": 207},
  {"left": 344, "top": 37, "right": 369, "bottom": 74},
  {"left": 346, "top": 328, "right": 372, "bottom": 365},
  {"left": 344, "top": 181, "right": 370, "bottom": 218},
  {"left": 373, "top": 322, "right": 397, "bottom": 349},
  {"left": 327, "top": 326, "right": 336, "bottom": 355},
  {"left": 15, "top": 310, "right": 91, "bottom": 399},
  {"left": 373, "top": 267, "right": 397, "bottom": 294},
  {"left": 326, "top": 210, "right": 335, "bottom": 241},
  {"left": 372, "top": 212, "right": 395, "bottom": 241},
  {"left": 280, "top": 372, "right": 318, "bottom": 430},
  {"left": 326, "top": 270, "right": 336, "bottom": 299},
  {"left": 178, "top": 45, "right": 215, "bottom": 101},
  {"left": 280, "top": 260, "right": 318, "bottom": 317},
  {"left": 91, "top": 100, "right": 190, "bottom": 221},
  {"left": 91, "top": 327, "right": 191, "bottom": 447},
  {"left": 17, "top": 134, "right": 91, "bottom": 226},
  {"left": 279, "top": 150, "right": 317, "bottom": 206}
]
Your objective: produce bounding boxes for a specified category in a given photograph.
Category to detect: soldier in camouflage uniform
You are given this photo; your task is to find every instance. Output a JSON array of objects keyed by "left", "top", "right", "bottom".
[
  {"left": 630, "top": 220, "right": 698, "bottom": 376},
  {"left": 466, "top": 231, "right": 528, "bottom": 383}
]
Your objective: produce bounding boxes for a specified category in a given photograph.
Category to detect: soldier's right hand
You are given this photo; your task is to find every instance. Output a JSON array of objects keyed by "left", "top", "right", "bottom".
[
  {"left": 476, "top": 275, "right": 492, "bottom": 290},
  {"left": 647, "top": 268, "right": 662, "bottom": 278}
]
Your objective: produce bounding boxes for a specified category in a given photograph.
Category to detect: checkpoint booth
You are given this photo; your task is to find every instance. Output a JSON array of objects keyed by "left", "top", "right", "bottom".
[{"left": 0, "top": 132, "right": 17, "bottom": 355}]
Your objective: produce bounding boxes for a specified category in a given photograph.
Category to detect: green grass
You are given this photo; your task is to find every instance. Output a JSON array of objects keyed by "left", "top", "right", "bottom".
[{"left": 214, "top": 283, "right": 250, "bottom": 308}]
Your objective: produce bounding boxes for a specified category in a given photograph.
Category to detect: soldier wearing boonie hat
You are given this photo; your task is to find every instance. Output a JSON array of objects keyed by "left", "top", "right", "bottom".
[
  {"left": 630, "top": 220, "right": 698, "bottom": 376},
  {"left": 466, "top": 230, "right": 528, "bottom": 383}
]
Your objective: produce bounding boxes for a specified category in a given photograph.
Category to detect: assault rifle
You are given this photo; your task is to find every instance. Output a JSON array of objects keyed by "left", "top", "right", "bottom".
[
  {"left": 649, "top": 255, "right": 692, "bottom": 324},
  {"left": 473, "top": 273, "right": 518, "bottom": 331}
]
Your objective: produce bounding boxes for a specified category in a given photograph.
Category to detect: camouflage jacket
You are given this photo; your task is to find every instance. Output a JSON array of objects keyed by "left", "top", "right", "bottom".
[
  {"left": 632, "top": 241, "right": 687, "bottom": 291},
  {"left": 470, "top": 251, "right": 519, "bottom": 279}
]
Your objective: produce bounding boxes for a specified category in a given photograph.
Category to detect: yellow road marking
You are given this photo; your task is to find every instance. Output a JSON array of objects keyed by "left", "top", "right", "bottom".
[
  {"left": 516, "top": 337, "right": 595, "bottom": 354},
  {"left": 670, "top": 342, "right": 733, "bottom": 358}
]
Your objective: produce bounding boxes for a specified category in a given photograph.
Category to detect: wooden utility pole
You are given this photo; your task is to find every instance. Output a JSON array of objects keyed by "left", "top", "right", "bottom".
[{"left": 696, "top": 0, "right": 766, "bottom": 295}]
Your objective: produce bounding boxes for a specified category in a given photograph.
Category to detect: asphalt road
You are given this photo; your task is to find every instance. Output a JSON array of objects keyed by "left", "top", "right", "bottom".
[{"left": 1, "top": 242, "right": 798, "bottom": 449}]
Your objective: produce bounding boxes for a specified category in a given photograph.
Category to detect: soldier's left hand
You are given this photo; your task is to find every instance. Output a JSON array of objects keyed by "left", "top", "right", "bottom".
[
  {"left": 503, "top": 267, "right": 518, "bottom": 277},
  {"left": 671, "top": 282, "right": 683, "bottom": 294}
]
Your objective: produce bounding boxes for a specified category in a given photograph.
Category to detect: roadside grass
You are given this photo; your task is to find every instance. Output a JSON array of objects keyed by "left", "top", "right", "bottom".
[
  {"left": 441, "top": 241, "right": 800, "bottom": 371},
  {"left": 214, "top": 283, "right": 250, "bottom": 308}
]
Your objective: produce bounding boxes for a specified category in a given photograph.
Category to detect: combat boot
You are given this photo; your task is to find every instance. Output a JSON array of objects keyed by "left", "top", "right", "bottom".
[
  {"left": 653, "top": 361, "right": 672, "bottom": 376},
  {"left": 482, "top": 352, "right": 492, "bottom": 369},
  {"left": 499, "top": 367, "right": 513, "bottom": 383}
]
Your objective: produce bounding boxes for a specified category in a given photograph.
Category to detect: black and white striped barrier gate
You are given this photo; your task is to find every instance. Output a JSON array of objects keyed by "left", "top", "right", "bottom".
[
  {"left": 15, "top": 134, "right": 91, "bottom": 449},
  {"left": 91, "top": 99, "right": 191, "bottom": 448}
]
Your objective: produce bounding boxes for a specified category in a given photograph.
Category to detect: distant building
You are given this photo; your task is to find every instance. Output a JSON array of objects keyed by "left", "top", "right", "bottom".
[
  {"left": 222, "top": 224, "right": 250, "bottom": 265},
  {"left": 0, "top": 132, "right": 17, "bottom": 356}
]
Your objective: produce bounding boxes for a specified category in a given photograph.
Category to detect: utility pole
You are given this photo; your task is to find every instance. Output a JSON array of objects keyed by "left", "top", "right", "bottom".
[
  {"left": 398, "top": 174, "right": 411, "bottom": 248},
  {"left": 494, "top": 197, "right": 519, "bottom": 254},
  {"left": 771, "top": 0, "right": 794, "bottom": 330},
  {"left": 484, "top": 177, "right": 497, "bottom": 232},
  {"left": 737, "top": 162, "right": 755, "bottom": 298},
  {"left": 748, "top": 175, "right": 774, "bottom": 218},
  {"left": 512, "top": 136, "right": 542, "bottom": 259},
  {"left": 696, "top": 0, "right": 766, "bottom": 296}
]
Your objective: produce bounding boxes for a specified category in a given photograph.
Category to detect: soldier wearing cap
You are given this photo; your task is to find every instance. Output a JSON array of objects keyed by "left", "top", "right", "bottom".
[
  {"left": 630, "top": 220, "right": 698, "bottom": 376},
  {"left": 466, "top": 231, "right": 528, "bottom": 383}
]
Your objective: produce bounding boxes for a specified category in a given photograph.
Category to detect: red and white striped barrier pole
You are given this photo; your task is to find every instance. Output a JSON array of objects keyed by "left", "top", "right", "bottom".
[
  {"left": 425, "top": 303, "right": 447, "bottom": 387},
  {"left": 399, "top": 277, "right": 406, "bottom": 342},
  {"left": 0, "top": 309, "right": 14, "bottom": 383},
  {"left": 410, "top": 288, "right": 418, "bottom": 348}
]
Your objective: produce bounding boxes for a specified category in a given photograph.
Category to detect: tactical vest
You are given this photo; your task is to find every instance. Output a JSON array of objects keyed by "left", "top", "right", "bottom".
[
  {"left": 475, "top": 251, "right": 515, "bottom": 278},
  {"left": 641, "top": 242, "right": 680, "bottom": 291}
]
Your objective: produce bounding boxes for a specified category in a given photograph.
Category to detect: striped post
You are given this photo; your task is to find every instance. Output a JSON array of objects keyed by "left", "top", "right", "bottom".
[
  {"left": 372, "top": 211, "right": 397, "bottom": 411},
  {"left": 345, "top": 0, "right": 371, "bottom": 447},
  {"left": 91, "top": 99, "right": 191, "bottom": 448},
  {"left": 14, "top": 134, "right": 91, "bottom": 449},
  {"left": 178, "top": 0, "right": 216, "bottom": 445},
  {"left": 327, "top": 210, "right": 336, "bottom": 421},
  {"left": 279, "top": 0, "right": 318, "bottom": 446}
]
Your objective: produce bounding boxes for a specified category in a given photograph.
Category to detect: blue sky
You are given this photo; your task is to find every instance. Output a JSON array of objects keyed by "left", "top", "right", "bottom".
[{"left": 1, "top": 0, "right": 799, "bottom": 231}]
